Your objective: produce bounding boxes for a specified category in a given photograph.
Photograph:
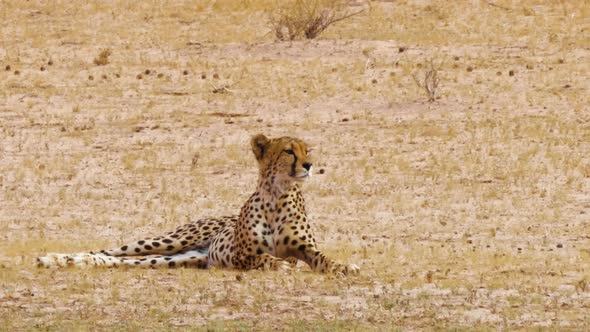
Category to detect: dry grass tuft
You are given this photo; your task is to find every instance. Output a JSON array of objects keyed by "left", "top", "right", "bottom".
[{"left": 93, "top": 48, "right": 112, "bottom": 66}]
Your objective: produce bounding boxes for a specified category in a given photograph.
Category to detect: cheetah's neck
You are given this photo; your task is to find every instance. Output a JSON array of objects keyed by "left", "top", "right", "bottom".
[{"left": 257, "top": 176, "right": 301, "bottom": 210}]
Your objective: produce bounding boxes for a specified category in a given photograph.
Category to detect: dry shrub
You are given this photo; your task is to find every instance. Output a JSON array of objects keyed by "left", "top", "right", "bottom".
[
  {"left": 413, "top": 58, "right": 443, "bottom": 102},
  {"left": 93, "top": 48, "right": 112, "bottom": 66},
  {"left": 269, "top": 0, "right": 363, "bottom": 41}
]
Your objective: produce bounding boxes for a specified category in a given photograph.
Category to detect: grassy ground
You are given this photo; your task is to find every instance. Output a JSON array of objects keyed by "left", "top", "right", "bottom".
[{"left": 1, "top": 0, "right": 589, "bottom": 330}]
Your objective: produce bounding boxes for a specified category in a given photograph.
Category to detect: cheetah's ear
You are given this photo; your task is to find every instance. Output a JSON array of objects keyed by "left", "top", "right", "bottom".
[{"left": 251, "top": 134, "right": 270, "bottom": 161}]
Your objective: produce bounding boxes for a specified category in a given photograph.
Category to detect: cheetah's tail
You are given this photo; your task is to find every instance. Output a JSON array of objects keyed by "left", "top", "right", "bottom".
[
  {"left": 36, "top": 249, "right": 209, "bottom": 269},
  {"left": 36, "top": 215, "right": 237, "bottom": 269}
]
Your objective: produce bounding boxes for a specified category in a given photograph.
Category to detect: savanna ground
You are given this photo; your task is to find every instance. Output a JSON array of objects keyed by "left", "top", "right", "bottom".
[{"left": 1, "top": 0, "right": 589, "bottom": 330}]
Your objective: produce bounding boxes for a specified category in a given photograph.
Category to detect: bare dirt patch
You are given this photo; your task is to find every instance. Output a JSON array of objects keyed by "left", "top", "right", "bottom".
[{"left": 1, "top": 1, "right": 589, "bottom": 330}]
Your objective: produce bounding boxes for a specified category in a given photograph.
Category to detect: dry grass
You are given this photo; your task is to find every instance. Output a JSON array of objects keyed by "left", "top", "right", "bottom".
[{"left": 1, "top": 0, "right": 589, "bottom": 330}]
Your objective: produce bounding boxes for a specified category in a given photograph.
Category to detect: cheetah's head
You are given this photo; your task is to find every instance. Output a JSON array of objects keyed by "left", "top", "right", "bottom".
[{"left": 251, "top": 134, "right": 313, "bottom": 184}]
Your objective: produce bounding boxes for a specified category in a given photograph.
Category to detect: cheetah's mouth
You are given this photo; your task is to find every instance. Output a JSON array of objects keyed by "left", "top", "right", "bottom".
[{"left": 291, "top": 169, "right": 312, "bottom": 180}]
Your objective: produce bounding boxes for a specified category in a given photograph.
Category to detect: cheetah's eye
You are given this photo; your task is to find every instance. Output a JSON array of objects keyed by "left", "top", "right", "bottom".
[{"left": 284, "top": 149, "right": 294, "bottom": 155}]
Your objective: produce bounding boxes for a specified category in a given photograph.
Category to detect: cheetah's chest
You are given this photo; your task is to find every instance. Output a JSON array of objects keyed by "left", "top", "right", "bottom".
[{"left": 253, "top": 213, "right": 276, "bottom": 255}]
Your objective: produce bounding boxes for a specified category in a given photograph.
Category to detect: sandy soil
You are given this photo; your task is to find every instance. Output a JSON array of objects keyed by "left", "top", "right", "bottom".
[{"left": 1, "top": 1, "right": 589, "bottom": 330}]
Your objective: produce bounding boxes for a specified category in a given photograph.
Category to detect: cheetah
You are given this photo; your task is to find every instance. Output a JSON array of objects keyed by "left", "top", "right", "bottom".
[{"left": 37, "top": 134, "right": 360, "bottom": 275}]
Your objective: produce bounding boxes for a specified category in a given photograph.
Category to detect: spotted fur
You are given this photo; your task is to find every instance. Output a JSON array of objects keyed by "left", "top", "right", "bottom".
[{"left": 37, "top": 134, "right": 359, "bottom": 275}]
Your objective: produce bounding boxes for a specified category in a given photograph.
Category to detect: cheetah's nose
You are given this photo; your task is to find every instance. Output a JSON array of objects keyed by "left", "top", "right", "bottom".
[{"left": 303, "top": 162, "right": 312, "bottom": 171}]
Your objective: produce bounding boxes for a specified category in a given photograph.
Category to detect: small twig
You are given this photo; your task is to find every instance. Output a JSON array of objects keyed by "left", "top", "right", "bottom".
[
  {"left": 328, "top": 8, "right": 364, "bottom": 25},
  {"left": 484, "top": 1, "right": 511, "bottom": 11},
  {"left": 211, "top": 84, "right": 234, "bottom": 94}
]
